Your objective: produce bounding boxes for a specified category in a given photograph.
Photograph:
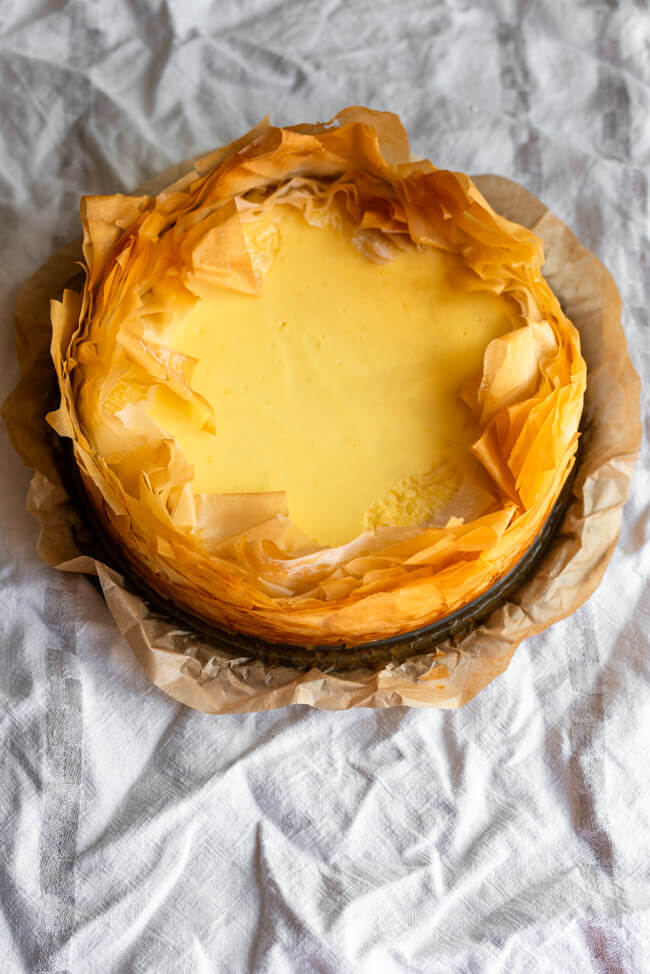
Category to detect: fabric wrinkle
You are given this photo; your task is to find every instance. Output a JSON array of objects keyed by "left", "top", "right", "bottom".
[{"left": 1, "top": 1, "right": 649, "bottom": 971}]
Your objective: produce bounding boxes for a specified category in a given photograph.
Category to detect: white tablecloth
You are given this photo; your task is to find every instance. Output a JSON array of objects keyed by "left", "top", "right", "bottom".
[{"left": 1, "top": 2, "right": 649, "bottom": 971}]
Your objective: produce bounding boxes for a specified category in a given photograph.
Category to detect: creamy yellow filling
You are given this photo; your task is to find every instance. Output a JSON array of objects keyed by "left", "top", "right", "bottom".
[{"left": 149, "top": 204, "right": 518, "bottom": 547}]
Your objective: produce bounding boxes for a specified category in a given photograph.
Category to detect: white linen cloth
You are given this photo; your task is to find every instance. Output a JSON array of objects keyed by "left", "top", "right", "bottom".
[{"left": 1, "top": 1, "right": 649, "bottom": 971}]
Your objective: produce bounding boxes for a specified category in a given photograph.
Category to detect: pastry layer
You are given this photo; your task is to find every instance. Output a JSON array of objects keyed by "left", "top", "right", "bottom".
[{"left": 48, "top": 108, "right": 587, "bottom": 646}]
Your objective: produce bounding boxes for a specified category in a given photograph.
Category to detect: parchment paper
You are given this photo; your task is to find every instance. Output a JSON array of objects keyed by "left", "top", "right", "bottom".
[{"left": 3, "top": 172, "right": 641, "bottom": 712}]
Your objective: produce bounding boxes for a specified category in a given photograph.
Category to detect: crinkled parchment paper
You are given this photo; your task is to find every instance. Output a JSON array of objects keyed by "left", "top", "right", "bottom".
[{"left": 2, "top": 164, "right": 641, "bottom": 711}]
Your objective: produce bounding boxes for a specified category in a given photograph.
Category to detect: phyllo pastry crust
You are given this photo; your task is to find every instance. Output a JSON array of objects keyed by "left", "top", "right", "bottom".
[{"left": 48, "top": 107, "right": 586, "bottom": 646}]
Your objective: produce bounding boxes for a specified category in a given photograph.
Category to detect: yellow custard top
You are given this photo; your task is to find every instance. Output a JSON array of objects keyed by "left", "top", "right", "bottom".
[{"left": 149, "top": 204, "right": 518, "bottom": 546}]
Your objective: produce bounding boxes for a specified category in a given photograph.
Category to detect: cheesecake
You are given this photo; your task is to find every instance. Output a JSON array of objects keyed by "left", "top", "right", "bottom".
[{"left": 47, "top": 107, "right": 586, "bottom": 646}]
